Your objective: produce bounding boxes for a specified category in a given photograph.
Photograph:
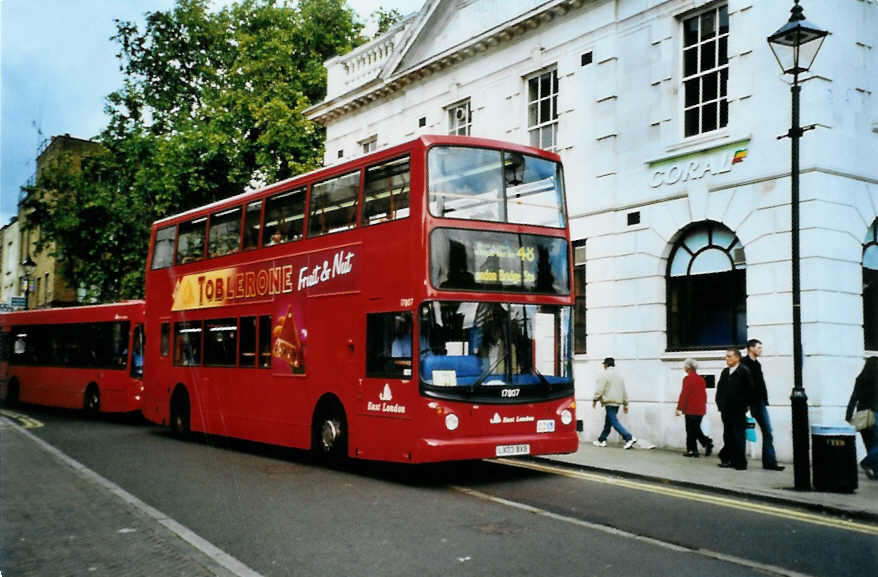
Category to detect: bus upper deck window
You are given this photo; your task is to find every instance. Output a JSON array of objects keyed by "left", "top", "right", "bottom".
[
  {"left": 176, "top": 218, "right": 207, "bottom": 264},
  {"left": 208, "top": 207, "right": 242, "bottom": 258},
  {"left": 364, "top": 157, "right": 410, "bottom": 225},
  {"left": 243, "top": 200, "right": 263, "bottom": 251},
  {"left": 151, "top": 226, "right": 176, "bottom": 269},
  {"left": 309, "top": 171, "right": 360, "bottom": 237}
]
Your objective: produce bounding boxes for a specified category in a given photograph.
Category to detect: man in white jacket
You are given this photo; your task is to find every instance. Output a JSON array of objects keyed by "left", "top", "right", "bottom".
[{"left": 592, "top": 357, "right": 637, "bottom": 449}]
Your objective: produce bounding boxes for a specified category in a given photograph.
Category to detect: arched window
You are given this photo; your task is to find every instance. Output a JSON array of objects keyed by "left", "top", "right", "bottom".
[
  {"left": 667, "top": 221, "right": 746, "bottom": 350},
  {"left": 862, "top": 221, "right": 878, "bottom": 350}
]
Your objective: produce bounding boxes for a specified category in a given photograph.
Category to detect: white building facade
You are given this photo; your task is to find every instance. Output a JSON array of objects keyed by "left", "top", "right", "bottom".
[
  {"left": 0, "top": 218, "right": 21, "bottom": 306},
  {"left": 307, "top": 0, "right": 878, "bottom": 460}
]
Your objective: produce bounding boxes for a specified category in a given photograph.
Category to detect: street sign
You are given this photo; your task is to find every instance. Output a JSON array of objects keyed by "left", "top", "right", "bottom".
[
  {"left": 10, "top": 297, "right": 26, "bottom": 308},
  {"left": 0, "top": 303, "right": 13, "bottom": 312}
]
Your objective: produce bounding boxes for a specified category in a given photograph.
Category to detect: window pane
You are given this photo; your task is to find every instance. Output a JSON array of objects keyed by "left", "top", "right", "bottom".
[
  {"left": 719, "top": 36, "right": 728, "bottom": 66},
  {"left": 720, "top": 68, "right": 728, "bottom": 97},
  {"left": 864, "top": 244, "right": 878, "bottom": 270},
  {"left": 428, "top": 147, "right": 504, "bottom": 222},
  {"left": 702, "top": 101, "right": 718, "bottom": 132},
  {"left": 683, "top": 47, "right": 698, "bottom": 78},
  {"left": 208, "top": 207, "right": 241, "bottom": 258},
  {"left": 712, "top": 226, "right": 735, "bottom": 249},
  {"left": 573, "top": 241, "right": 586, "bottom": 354},
  {"left": 700, "top": 40, "right": 716, "bottom": 71},
  {"left": 259, "top": 315, "right": 273, "bottom": 369},
  {"left": 239, "top": 316, "right": 257, "bottom": 367},
  {"left": 540, "top": 72, "right": 551, "bottom": 99},
  {"left": 176, "top": 217, "right": 206, "bottom": 264},
  {"left": 242, "top": 201, "right": 262, "bottom": 251},
  {"left": 685, "top": 78, "right": 699, "bottom": 107},
  {"left": 540, "top": 98, "right": 550, "bottom": 125},
  {"left": 541, "top": 125, "right": 554, "bottom": 149},
  {"left": 204, "top": 318, "right": 237, "bottom": 367},
  {"left": 364, "top": 156, "right": 411, "bottom": 225},
  {"left": 684, "top": 108, "right": 699, "bottom": 137},
  {"left": 690, "top": 247, "right": 732, "bottom": 275},
  {"left": 528, "top": 103, "right": 539, "bottom": 128},
  {"left": 529, "top": 129, "right": 540, "bottom": 148},
  {"left": 684, "top": 16, "right": 699, "bottom": 47},
  {"left": 174, "top": 321, "right": 202, "bottom": 366},
  {"left": 700, "top": 11, "right": 715, "bottom": 41},
  {"left": 528, "top": 77, "right": 539, "bottom": 103},
  {"left": 719, "top": 5, "right": 729, "bottom": 35},
  {"left": 160, "top": 323, "right": 170, "bottom": 357},
  {"left": 366, "top": 312, "right": 413, "bottom": 379},
  {"left": 505, "top": 152, "right": 566, "bottom": 227},
  {"left": 264, "top": 188, "right": 305, "bottom": 246},
  {"left": 720, "top": 99, "right": 728, "bottom": 128},
  {"left": 151, "top": 226, "right": 176, "bottom": 269},
  {"left": 864, "top": 268, "right": 878, "bottom": 350},
  {"left": 309, "top": 171, "right": 360, "bottom": 237},
  {"left": 702, "top": 72, "right": 718, "bottom": 102}
]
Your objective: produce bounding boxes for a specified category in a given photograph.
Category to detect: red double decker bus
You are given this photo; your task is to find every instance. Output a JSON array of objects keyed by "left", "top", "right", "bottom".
[
  {"left": 142, "top": 135, "right": 577, "bottom": 462},
  {"left": 0, "top": 301, "right": 145, "bottom": 413}
]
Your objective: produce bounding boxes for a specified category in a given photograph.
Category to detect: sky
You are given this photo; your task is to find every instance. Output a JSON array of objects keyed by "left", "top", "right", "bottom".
[{"left": 0, "top": 0, "right": 423, "bottom": 225}]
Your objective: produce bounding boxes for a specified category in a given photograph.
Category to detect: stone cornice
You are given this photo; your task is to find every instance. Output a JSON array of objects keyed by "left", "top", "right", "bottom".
[{"left": 306, "top": 0, "right": 586, "bottom": 125}]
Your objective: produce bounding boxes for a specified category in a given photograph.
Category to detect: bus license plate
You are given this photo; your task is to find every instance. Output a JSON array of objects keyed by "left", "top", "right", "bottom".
[
  {"left": 536, "top": 419, "right": 555, "bottom": 433},
  {"left": 495, "top": 444, "right": 530, "bottom": 457}
]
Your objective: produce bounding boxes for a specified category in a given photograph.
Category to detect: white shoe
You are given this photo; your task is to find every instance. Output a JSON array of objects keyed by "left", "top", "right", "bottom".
[
  {"left": 624, "top": 438, "right": 637, "bottom": 450},
  {"left": 592, "top": 440, "right": 607, "bottom": 447}
]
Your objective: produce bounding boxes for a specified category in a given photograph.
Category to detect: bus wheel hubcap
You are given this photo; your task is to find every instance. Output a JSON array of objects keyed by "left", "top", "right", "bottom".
[{"left": 321, "top": 420, "right": 341, "bottom": 451}]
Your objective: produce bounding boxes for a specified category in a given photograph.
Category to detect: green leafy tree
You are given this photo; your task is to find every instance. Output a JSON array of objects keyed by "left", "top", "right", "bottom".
[{"left": 22, "top": 0, "right": 364, "bottom": 301}]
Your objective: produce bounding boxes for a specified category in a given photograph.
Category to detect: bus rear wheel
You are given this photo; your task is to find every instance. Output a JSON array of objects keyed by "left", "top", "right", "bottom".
[
  {"left": 4, "top": 379, "right": 19, "bottom": 407},
  {"left": 170, "top": 388, "right": 191, "bottom": 438},
  {"left": 312, "top": 399, "right": 348, "bottom": 463},
  {"left": 83, "top": 384, "right": 101, "bottom": 416}
]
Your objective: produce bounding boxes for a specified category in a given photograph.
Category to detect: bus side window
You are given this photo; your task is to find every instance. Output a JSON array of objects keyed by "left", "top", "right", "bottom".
[
  {"left": 309, "top": 171, "right": 360, "bottom": 237},
  {"left": 366, "top": 312, "right": 412, "bottom": 379},
  {"left": 258, "top": 316, "right": 272, "bottom": 369},
  {"left": 131, "top": 324, "right": 144, "bottom": 378},
  {"left": 160, "top": 323, "right": 170, "bottom": 357},
  {"left": 239, "top": 317, "right": 257, "bottom": 367},
  {"left": 151, "top": 225, "right": 175, "bottom": 270},
  {"left": 264, "top": 189, "right": 305, "bottom": 246},
  {"left": 364, "top": 156, "right": 410, "bottom": 225},
  {"left": 243, "top": 200, "right": 262, "bottom": 251},
  {"left": 176, "top": 217, "right": 207, "bottom": 264},
  {"left": 208, "top": 206, "right": 242, "bottom": 258},
  {"left": 174, "top": 321, "right": 203, "bottom": 366}
]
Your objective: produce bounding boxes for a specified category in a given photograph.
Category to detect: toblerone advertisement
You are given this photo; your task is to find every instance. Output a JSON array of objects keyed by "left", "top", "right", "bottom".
[{"left": 171, "top": 244, "right": 359, "bottom": 373}]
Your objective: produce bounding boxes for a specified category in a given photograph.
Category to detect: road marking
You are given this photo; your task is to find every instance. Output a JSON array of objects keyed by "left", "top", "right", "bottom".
[
  {"left": 495, "top": 458, "right": 878, "bottom": 536},
  {"left": 453, "top": 485, "right": 817, "bottom": 577},
  {"left": 0, "top": 409, "right": 44, "bottom": 429},
  {"left": 7, "top": 420, "right": 266, "bottom": 577}
]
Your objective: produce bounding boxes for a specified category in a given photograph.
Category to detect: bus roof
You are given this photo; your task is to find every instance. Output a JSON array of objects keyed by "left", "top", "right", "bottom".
[
  {"left": 0, "top": 300, "right": 146, "bottom": 325},
  {"left": 152, "top": 135, "right": 561, "bottom": 229}
]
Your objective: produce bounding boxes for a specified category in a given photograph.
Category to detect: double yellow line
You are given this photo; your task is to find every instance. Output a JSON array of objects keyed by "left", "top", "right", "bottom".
[
  {"left": 0, "top": 409, "right": 44, "bottom": 429},
  {"left": 497, "top": 458, "right": 878, "bottom": 536}
]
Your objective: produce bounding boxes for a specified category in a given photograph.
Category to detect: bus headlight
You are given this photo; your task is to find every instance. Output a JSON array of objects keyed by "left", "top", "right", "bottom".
[
  {"left": 445, "top": 413, "right": 459, "bottom": 431},
  {"left": 560, "top": 409, "right": 573, "bottom": 425}
]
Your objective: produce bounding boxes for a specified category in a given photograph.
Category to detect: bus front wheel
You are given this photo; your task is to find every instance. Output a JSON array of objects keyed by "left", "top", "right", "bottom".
[
  {"left": 170, "top": 387, "right": 190, "bottom": 438},
  {"left": 312, "top": 398, "right": 348, "bottom": 463},
  {"left": 4, "top": 379, "right": 19, "bottom": 407}
]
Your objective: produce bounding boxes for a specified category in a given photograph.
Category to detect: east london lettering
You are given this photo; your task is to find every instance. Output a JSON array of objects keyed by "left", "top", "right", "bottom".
[{"left": 173, "top": 249, "right": 356, "bottom": 310}]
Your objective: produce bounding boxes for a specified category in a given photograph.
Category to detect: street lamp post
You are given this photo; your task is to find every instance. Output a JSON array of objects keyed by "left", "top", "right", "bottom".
[
  {"left": 767, "top": 0, "right": 828, "bottom": 491},
  {"left": 20, "top": 255, "right": 36, "bottom": 310}
]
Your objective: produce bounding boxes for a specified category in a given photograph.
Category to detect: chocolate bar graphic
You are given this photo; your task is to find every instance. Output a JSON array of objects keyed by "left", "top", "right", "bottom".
[{"left": 272, "top": 306, "right": 304, "bottom": 371}]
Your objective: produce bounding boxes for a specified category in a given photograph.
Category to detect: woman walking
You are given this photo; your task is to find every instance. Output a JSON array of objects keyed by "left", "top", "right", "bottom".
[
  {"left": 846, "top": 357, "right": 878, "bottom": 480},
  {"left": 676, "top": 358, "right": 713, "bottom": 457}
]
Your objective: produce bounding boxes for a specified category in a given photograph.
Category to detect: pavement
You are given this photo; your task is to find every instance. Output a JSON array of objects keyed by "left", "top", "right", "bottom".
[
  {"left": 0, "top": 417, "right": 247, "bottom": 577},
  {"left": 537, "top": 433, "right": 878, "bottom": 522}
]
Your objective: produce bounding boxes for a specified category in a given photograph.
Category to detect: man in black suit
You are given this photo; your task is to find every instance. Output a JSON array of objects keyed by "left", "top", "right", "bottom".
[{"left": 716, "top": 348, "right": 754, "bottom": 470}]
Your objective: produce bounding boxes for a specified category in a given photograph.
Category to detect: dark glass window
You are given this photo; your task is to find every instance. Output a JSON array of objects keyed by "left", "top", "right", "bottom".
[
  {"left": 667, "top": 221, "right": 746, "bottom": 350},
  {"left": 204, "top": 318, "right": 238, "bottom": 367},
  {"left": 573, "top": 240, "right": 586, "bottom": 354},
  {"left": 131, "top": 324, "right": 144, "bottom": 378},
  {"left": 160, "top": 323, "right": 170, "bottom": 357},
  {"left": 308, "top": 171, "right": 360, "bottom": 237},
  {"left": 208, "top": 207, "right": 241, "bottom": 258},
  {"left": 243, "top": 200, "right": 262, "bottom": 251},
  {"left": 9, "top": 322, "right": 129, "bottom": 369},
  {"left": 363, "top": 157, "right": 411, "bottom": 225},
  {"left": 151, "top": 226, "right": 176, "bottom": 269},
  {"left": 430, "top": 228, "right": 569, "bottom": 295},
  {"left": 682, "top": 5, "right": 729, "bottom": 137},
  {"left": 174, "top": 321, "right": 203, "bottom": 366},
  {"left": 259, "top": 315, "right": 272, "bottom": 369},
  {"left": 366, "top": 312, "right": 413, "bottom": 379},
  {"left": 176, "top": 217, "right": 206, "bottom": 264},
  {"left": 239, "top": 316, "right": 257, "bottom": 367},
  {"left": 863, "top": 221, "right": 878, "bottom": 350},
  {"left": 264, "top": 188, "right": 305, "bottom": 246}
]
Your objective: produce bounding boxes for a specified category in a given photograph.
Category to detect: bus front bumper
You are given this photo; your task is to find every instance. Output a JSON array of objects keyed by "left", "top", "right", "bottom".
[{"left": 412, "top": 431, "right": 579, "bottom": 464}]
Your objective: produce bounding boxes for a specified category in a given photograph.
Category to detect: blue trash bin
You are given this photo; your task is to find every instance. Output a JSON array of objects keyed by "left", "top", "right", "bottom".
[{"left": 811, "top": 424, "right": 858, "bottom": 493}]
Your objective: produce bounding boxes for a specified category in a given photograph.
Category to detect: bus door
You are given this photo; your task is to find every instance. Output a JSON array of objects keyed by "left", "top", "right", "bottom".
[
  {"left": 130, "top": 324, "right": 144, "bottom": 380},
  {"left": 361, "top": 311, "right": 415, "bottom": 456}
]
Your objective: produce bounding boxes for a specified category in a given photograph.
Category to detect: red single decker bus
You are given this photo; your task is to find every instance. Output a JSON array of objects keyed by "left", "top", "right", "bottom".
[
  {"left": 142, "top": 135, "right": 577, "bottom": 462},
  {"left": 0, "top": 300, "right": 146, "bottom": 413}
]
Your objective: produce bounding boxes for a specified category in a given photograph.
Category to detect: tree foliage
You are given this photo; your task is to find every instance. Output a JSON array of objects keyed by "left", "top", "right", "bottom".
[{"left": 22, "top": 0, "right": 364, "bottom": 302}]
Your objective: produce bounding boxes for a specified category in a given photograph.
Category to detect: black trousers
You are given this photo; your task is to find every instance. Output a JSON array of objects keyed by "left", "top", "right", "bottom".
[
  {"left": 719, "top": 409, "right": 747, "bottom": 468},
  {"left": 684, "top": 414, "right": 712, "bottom": 454}
]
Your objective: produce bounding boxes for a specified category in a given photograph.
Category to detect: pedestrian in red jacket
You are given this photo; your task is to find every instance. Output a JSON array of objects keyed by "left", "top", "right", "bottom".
[{"left": 676, "top": 359, "right": 713, "bottom": 457}]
